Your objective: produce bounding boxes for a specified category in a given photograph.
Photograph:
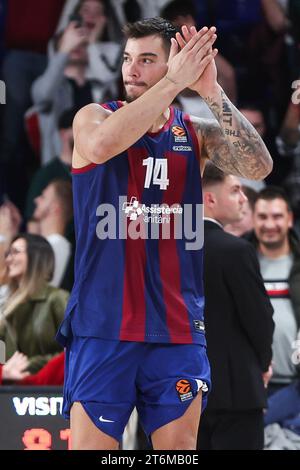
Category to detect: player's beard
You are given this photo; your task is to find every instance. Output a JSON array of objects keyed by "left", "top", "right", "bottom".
[
  {"left": 124, "top": 83, "right": 147, "bottom": 103},
  {"left": 124, "top": 92, "right": 137, "bottom": 103}
]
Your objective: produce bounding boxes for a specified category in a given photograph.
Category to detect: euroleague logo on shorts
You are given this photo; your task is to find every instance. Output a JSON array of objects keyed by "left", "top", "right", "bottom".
[
  {"left": 171, "top": 126, "right": 187, "bottom": 143},
  {"left": 175, "top": 379, "right": 193, "bottom": 402}
]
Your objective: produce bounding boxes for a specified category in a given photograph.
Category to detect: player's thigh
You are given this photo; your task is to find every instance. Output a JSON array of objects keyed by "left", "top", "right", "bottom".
[
  {"left": 70, "top": 402, "right": 119, "bottom": 450},
  {"left": 151, "top": 391, "right": 202, "bottom": 450}
]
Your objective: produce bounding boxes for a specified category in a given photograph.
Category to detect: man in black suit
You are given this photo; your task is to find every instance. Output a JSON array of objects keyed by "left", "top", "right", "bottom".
[{"left": 197, "top": 163, "right": 274, "bottom": 450}]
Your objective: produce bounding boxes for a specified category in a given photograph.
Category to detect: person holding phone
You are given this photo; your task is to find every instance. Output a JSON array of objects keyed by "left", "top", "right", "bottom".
[{"left": 31, "top": 0, "right": 121, "bottom": 164}]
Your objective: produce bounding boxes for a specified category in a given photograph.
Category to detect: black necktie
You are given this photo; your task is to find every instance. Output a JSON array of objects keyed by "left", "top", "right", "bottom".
[{"left": 123, "top": 0, "right": 141, "bottom": 23}]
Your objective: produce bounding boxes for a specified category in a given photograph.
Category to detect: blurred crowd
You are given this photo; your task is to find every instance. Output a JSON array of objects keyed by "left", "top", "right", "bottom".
[{"left": 0, "top": 0, "right": 300, "bottom": 450}]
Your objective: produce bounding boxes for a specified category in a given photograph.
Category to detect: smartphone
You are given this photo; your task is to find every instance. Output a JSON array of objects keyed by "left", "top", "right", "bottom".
[{"left": 69, "top": 13, "right": 83, "bottom": 28}]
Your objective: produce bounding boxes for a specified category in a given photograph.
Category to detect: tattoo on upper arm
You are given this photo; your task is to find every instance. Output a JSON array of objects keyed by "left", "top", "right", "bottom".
[{"left": 201, "top": 91, "right": 273, "bottom": 179}]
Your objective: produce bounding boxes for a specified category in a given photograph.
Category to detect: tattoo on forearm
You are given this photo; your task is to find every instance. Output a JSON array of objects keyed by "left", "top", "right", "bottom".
[
  {"left": 204, "top": 96, "right": 221, "bottom": 120},
  {"left": 202, "top": 90, "right": 272, "bottom": 179},
  {"left": 224, "top": 129, "right": 241, "bottom": 137},
  {"left": 222, "top": 99, "right": 233, "bottom": 127}
]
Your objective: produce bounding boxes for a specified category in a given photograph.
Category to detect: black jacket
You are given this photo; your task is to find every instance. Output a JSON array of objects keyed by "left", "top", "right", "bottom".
[{"left": 204, "top": 220, "right": 274, "bottom": 410}]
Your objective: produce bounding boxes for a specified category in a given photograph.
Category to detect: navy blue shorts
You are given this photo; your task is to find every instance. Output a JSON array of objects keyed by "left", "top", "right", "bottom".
[{"left": 63, "top": 337, "right": 211, "bottom": 441}]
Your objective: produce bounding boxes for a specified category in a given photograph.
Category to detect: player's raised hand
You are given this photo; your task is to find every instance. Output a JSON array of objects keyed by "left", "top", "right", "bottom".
[
  {"left": 166, "top": 26, "right": 218, "bottom": 92},
  {"left": 174, "top": 25, "right": 219, "bottom": 95}
]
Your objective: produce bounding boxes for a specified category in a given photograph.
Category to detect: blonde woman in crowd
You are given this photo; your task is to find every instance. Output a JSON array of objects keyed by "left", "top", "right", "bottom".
[{"left": 0, "top": 233, "right": 68, "bottom": 375}]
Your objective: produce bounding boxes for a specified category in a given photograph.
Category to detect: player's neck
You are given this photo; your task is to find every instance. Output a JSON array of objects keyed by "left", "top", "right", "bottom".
[{"left": 148, "top": 108, "right": 170, "bottom": 133}]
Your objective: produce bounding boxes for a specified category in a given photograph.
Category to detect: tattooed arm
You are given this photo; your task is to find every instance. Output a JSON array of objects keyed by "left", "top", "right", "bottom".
[
  {"left": 191, "top": 85, "right": 273, "bottom": 180},
  {"left": 175, "top": 26, "right": 273, "bottom": 179}
]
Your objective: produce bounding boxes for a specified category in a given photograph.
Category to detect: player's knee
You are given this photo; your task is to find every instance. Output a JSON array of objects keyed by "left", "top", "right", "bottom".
[{"left": 169, "top": 434, "right": 197, "bottom": 451}]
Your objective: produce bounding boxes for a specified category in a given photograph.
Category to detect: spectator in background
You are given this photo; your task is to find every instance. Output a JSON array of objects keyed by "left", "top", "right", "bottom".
[
  {"left": 25, "top": 108, "right": 75, "bottom": 222},
  {"left": 276, "top": 99, "right": 300, "bottom": 233},
  {"left": 30, "top": 180, "right": 74, "bottom": 289},
  {"left": 0, "top": 347, "right": 138, "bottom": 450},
  {"left": 288, "top": 0, "right": 300, "bottom": 83},
  {"left": 249, "top": 187, "right": 300, "bottom": 396},
  {"left": 90, "top": 0, "right": 170, "bottom": 42},
  {"left": 198, "top": 163, "right": 274, "bottom": 450},
  {"left": 0, "top": 234, "right": 68, "bottom": 373},
  {"left": 0, "top": 199, "right": 22, "bottom": 307},
  {"left": 238, "top": 104, "right": 267, "bottom": 191},
  {"left": 195, "top": 0, "right": 263, "bottom": 104},
  {"left": 161, "top": 0, "right": 237, "bottom": 104},
  {"left": 249, "top": 0, "right": 290, "bottom": 124},
  {"left": 0, "top": 180, "right": 74, "bottom": 289},
  {"left": 0, "top": 350, "right": 64, "bottom": 385},
  {"left": 0, "top": 0, "right": 6, "bottom": 68},
  {"left": 225, "top": 185, "right": 257, "bottom": 237},
  {"left": 239, "top": 104, "right": 266, "bottom": 138},
  {"left": 32, "top": 0, "right": 121, "bottom": 164},
  {"left": 263, "top": 375, "right": 300, "bottom": 446},
  {"left": 0, "top": 0, "right": 66, "bottom": 208},
  {"left": 261, "top": 0, "right": 290, "bottom": 34},
  {"left": 66, "top": 0, "right": 121, "bottom": 86}
]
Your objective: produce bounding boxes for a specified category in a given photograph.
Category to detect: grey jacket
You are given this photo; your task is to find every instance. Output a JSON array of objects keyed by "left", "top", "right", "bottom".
[
  {"left": 246, "top": 229, "right": 300, "bottom": 331},
  {"left": 31, "top": 42, "right": 121, "bottom": 164}
]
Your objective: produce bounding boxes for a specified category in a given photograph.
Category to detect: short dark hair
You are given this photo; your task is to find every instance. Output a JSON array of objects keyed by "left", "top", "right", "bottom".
[
  {"left": 255, "top": 186, "right": 292, "bottom": 211},
  {"left": 123, "top": 17, "right": 179, "bottom": 55},
  {"left": 202, "top": 162, "right": 227, "bottom": 188}
]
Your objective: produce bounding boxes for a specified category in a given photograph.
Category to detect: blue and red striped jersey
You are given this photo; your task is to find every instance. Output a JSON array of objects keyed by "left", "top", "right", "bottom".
[{"left": 57, "top": 101, "right": 206, "bottom": 345}]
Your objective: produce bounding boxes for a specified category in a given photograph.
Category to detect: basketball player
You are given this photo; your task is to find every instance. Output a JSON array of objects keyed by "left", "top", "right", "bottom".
[{"left": 56, "top": 18, "right": 273, "bottom": 450}]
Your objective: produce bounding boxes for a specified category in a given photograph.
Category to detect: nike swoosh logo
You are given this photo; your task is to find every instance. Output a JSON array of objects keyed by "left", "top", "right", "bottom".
[{"left": 99, "top": 416, "right": 115, "bottom": 423}]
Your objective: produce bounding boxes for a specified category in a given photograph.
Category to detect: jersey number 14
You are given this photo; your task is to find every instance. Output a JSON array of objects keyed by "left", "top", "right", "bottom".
[{"left": 143, "top": 157, "right": 169, "bottom": 190}]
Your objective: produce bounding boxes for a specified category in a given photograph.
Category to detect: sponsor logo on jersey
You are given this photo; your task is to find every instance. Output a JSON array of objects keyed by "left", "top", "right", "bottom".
[
  {"left": 96, "top": 196, "right": 204, "bottom": 250},
  {"left": 172, "top": 145, "right": 192, "bottom": 152},
  {"left": 122, "top": 196, "right": 183, "bottom": 223}
]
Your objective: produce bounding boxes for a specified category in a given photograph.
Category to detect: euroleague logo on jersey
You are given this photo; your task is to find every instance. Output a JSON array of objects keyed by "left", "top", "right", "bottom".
[
  {"left": 176, "top": 379, "right": 193, "bottom": 402},
  {"left": 171, "top": 125, "right": 187, "bottom": 143}
]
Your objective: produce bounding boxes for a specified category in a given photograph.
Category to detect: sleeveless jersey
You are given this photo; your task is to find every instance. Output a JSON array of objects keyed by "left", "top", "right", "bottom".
[{"left": 57, "top": 101, "right": 206, "bottom": 345}]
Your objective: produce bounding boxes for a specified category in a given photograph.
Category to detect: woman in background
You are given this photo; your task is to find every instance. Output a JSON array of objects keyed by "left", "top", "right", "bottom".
[{"left": 0, "top": 233, "right": 68, "bottom": 374}]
